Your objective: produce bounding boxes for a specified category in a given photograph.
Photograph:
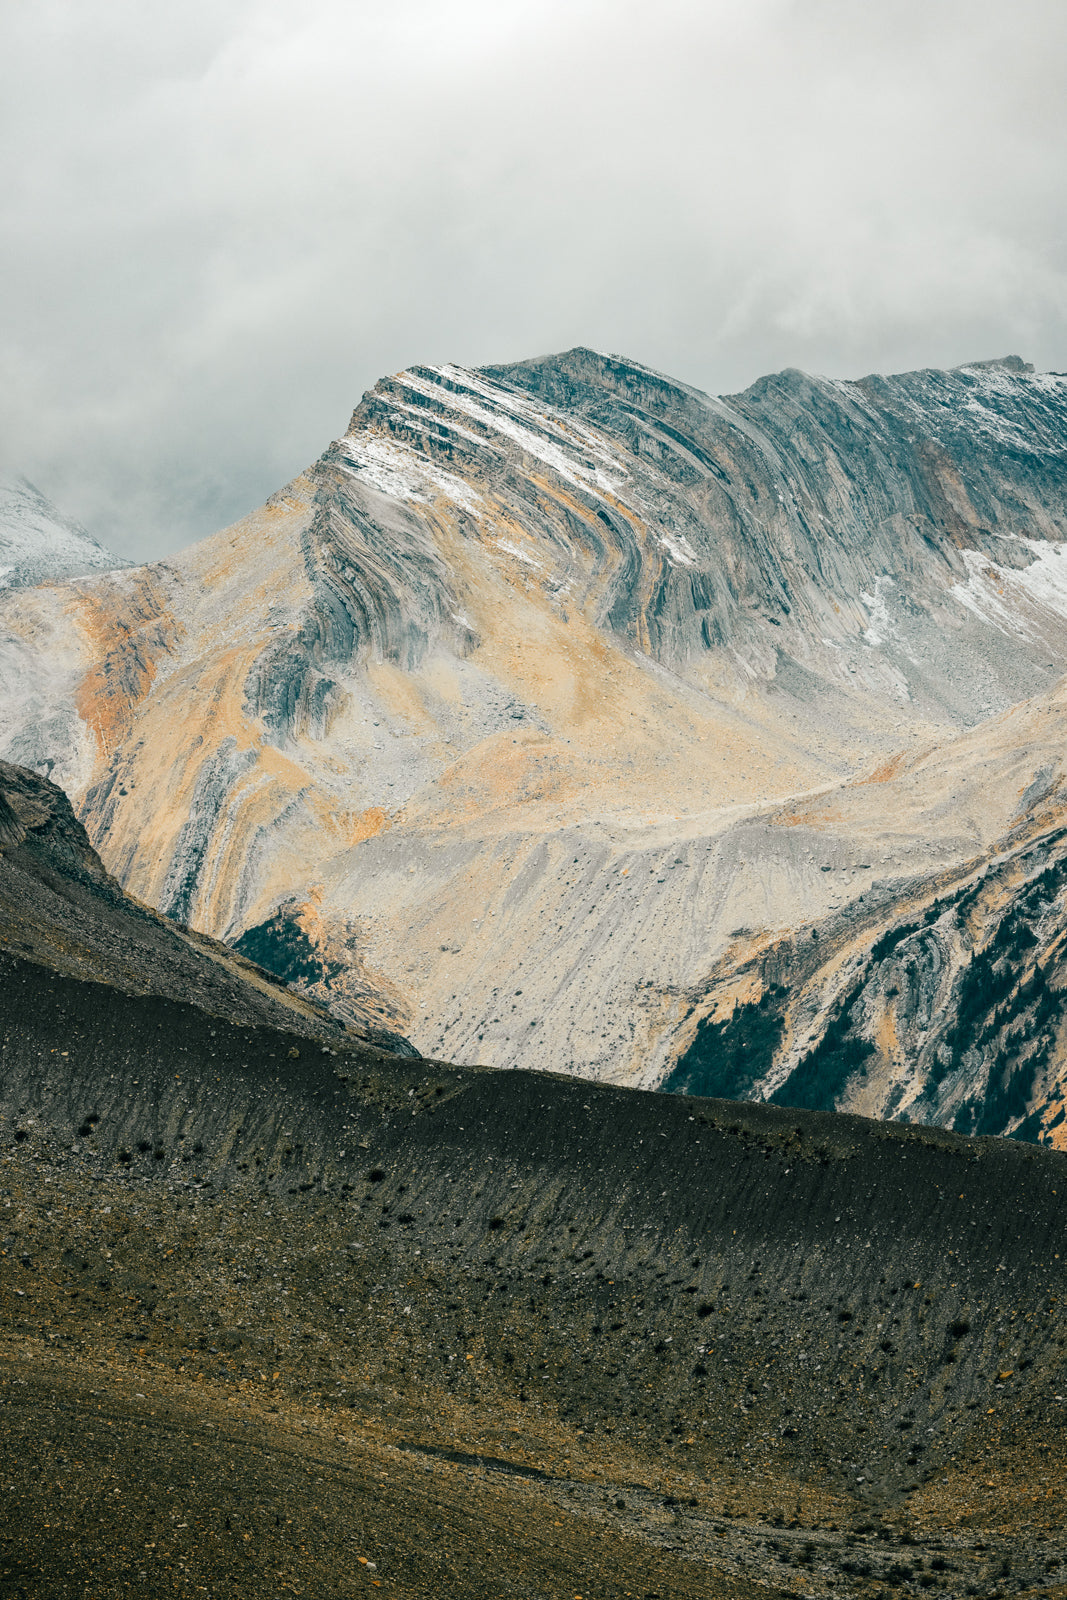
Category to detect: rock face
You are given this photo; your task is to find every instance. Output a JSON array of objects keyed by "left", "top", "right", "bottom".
[
  {"left": 664, "top": 682, "right": 1067, "bottom": 1143},
  {"left": 2, "top": 351, "right": 1067, "bottom": 1132},
  {"left": 0, "top": 758, "right": 414, "bottom": 1055},
  {"left": 0, "top": 475, "right": 128, "bottom": 590}
]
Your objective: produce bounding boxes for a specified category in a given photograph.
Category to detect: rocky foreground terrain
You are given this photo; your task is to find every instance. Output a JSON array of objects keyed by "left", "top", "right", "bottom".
[
  {"left": 2, "top": 768, "right": 1067, "bottom": 1597},
  {"left": 2, "top": 351, "right": 1067, "bottom": 1140}
]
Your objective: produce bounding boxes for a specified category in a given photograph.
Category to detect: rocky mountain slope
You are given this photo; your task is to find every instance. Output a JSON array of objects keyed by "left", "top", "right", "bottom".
[
  {"left": 0, "top": 757, "right": 414, "bottom": 1055},
  {"left": 0, "top": 475, "right": 128, "bottom": 591},
  {"left": 1, "top": 757, "right": 1066, "bottom": 1597},
  {"left": 1, "top": 351, "right": 1066, "bottom": 1135},
  {"left": 664, "top": 680, "right": 1067, "bottom": 1145}
]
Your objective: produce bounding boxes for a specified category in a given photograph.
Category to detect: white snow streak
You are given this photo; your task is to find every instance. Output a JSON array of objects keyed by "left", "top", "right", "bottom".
[
  {"left": 658, "top": 532, "right": 696, "bottom": 567},
  {"left": 399, "top": 366, "right": 630, "bottom": 496},
  {"left": 953, "top": 539, "right": 1067, "bottom": 637},
  {"left": 495, "top": 538, "right": 542, "bottom": 568},
  {"left": 337, "top": 436, "right": 483, "bottom": 512}
]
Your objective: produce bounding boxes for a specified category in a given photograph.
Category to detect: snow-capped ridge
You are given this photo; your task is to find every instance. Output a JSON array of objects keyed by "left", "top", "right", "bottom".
[{"left": 0, "top": 476, "right": 130, "bottom": 590}]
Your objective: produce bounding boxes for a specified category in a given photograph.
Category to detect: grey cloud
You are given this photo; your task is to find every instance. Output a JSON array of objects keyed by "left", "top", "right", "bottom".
[{"left": 1, "top": 0, "right": 1065, "bottom": 558}]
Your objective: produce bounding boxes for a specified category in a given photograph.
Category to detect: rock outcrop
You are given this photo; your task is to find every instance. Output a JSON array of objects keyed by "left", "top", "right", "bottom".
[
  {"left": 2, "top": 351, "right": 1067, "bottom": 1132},
  {"left": 0, "top": 757, "right": 414, "bottom": 1055},
  {"left": 664, "top": 681, "right": 1067, "bottom": 1143}
]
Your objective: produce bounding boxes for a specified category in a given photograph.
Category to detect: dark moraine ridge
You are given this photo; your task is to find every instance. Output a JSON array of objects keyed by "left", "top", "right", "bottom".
[{"left": 2, "top": 758, "right": 1067, "bottom": 1597}]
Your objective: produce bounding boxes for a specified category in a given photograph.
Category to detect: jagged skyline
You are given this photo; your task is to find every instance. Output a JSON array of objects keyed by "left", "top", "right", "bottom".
[{"left": 2, "top": 0, "right": 1065, "bottom": 561}]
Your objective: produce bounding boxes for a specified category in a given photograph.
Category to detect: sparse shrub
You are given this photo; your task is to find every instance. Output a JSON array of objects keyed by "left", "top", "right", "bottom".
[
  {"left": 663, "top": 989, "right": 787, "bottom": 1100},
  {"left": 769, "top": 981, "right": 876, "bottom": 1110}
]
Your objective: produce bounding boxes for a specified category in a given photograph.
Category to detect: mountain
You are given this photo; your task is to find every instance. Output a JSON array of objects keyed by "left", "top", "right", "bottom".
[
  {"left": 0, "top": 475, "right": 129, "bottom": 590},
  {"left": 665, "top": 679, "right": 1067, "bottom": 1143},
  {"left": 1, "top": 351, "right": 1067, "bottom": 1136},
  {"left": 0, "top": 755, "right": 415, "bottom": 1056},
  {"left": 1, "top": 755, "right": 1066, "bottom": 1596}
]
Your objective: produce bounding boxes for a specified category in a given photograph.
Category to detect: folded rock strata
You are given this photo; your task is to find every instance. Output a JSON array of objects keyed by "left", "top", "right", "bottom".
[{"left": 1, "top": 351, "right": 1067, "bottom": 1133}]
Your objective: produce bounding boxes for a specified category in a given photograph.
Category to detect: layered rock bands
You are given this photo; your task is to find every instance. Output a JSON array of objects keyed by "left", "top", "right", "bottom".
[{"left": 3, "top": 350, "right": 1067, "bottom": 1137}]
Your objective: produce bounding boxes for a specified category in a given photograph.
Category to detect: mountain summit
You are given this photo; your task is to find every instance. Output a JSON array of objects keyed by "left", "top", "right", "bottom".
[{"left": 2, "top": 350, "right": 1067, "bottom": 1136}]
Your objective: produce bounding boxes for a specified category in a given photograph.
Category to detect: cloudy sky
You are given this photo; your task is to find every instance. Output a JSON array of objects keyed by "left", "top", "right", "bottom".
[{"left": 3, "top": 0, "right": 1066, "bottom": 559}]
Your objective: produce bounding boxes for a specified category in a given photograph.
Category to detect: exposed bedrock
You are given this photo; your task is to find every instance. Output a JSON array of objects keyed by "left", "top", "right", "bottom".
[
  {"left": 489, "top": 348, "right": 1067, "bottom": 714},
  {"left": 0, "top": 757, "right": 414, "bottom": 1055},
  {"left": 659, "top": 679, "right": 1067, "bottom": 1143},
  {"left": 2, "top": 353, "right": 1067, "bottom": 1129},
  {"left": 667, "top": 808, "right": 1067, "bottom": 1147}
]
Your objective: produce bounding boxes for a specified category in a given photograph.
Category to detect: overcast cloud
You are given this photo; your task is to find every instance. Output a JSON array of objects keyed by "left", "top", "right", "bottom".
[{"left": 2, "top": 0, "right": 1065, "bottom": 558}]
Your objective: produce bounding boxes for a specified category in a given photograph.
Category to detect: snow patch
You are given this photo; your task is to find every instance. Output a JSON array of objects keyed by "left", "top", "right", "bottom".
[
  {"left": 861, "top": 576, "right": 897, "bottom": 646},
  {"left": 338, "top": 436, "right": 483, "bottom": 512},
  {"left": 0, "top": 477, "right": 129, "bottom": 589},
  {"left": 658, "top": 532, "right": 696, "bottom": 568},
  {"left": 495, "top": 538, "right": 542, "bottom": 569},
  {"left": 952, "top": 539, "right": 1067, "bottom": 638}
]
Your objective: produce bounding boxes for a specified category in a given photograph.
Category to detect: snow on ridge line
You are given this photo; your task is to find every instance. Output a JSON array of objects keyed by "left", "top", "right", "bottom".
[
  {"left": 336, "top": 435, "right": 484, "bottom": 513},
  {"left": 400, "top": 365, "right": 630, "bottom": 494}
]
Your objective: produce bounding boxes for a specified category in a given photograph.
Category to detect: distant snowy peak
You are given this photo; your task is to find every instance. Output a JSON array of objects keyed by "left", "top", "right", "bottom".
[
  {"left": 957, "top": 354, "right": 1034, "bottom": 374},
  {"left": 0, "top": 477, "right": 130, "bottom": 590}
]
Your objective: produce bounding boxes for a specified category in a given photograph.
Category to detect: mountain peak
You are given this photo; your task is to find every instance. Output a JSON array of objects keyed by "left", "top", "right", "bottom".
[
  {"left": 957, "top": 353, "right": 1034, "bottom": 374},
  {"left": 0, "top": 475, "right": 130, "bottom": 590},
  {"left": 4, "top": 347, "right": 1067, "bottom": 1139}
]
